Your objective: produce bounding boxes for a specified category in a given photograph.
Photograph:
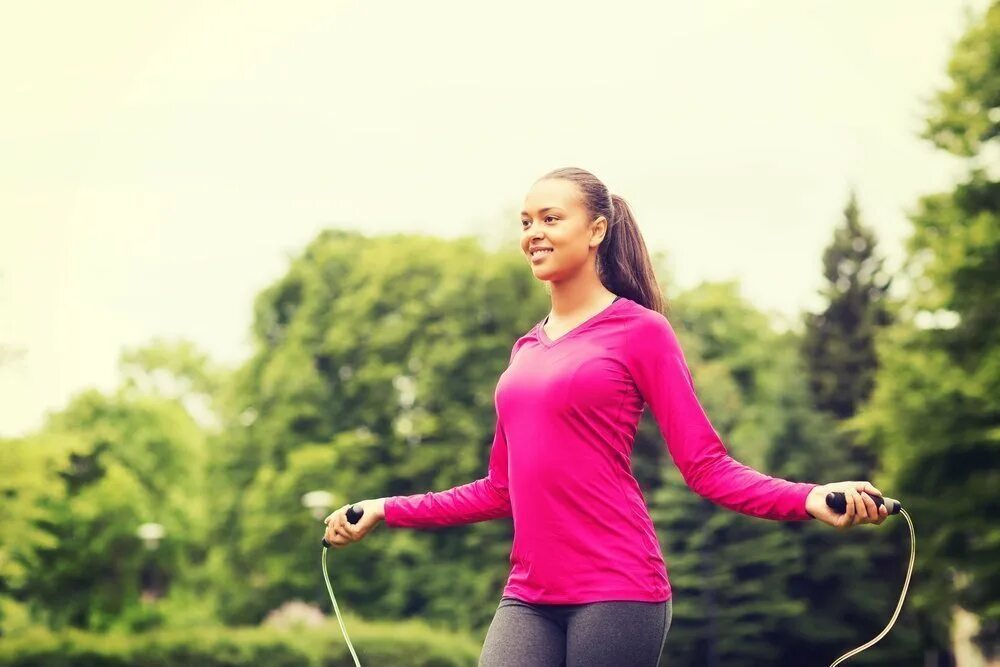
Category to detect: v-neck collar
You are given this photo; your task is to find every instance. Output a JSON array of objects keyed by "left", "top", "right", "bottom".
[{"left": 537, "top": 295, "right": 624, "bottom": 348}]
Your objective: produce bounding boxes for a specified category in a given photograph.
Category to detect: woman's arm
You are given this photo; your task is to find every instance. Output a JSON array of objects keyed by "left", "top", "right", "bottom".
[
  {"left": 382, "top": 339, "right": 524, "bottom": 529},
  {"left": 382, "top": 417, "right": 512, "bottom": 528},
  {"left": 625, "top": 311, "right": 818, "bottom": 521}
]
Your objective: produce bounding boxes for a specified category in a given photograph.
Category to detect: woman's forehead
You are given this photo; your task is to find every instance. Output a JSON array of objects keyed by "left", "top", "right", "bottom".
[{"left": 522, "top": 179, "right": 582, "bottom": 213}]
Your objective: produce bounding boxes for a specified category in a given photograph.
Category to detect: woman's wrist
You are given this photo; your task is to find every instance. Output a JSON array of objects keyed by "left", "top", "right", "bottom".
[{"left": 805, "top": 484, "right": 825, "bottom": 519}]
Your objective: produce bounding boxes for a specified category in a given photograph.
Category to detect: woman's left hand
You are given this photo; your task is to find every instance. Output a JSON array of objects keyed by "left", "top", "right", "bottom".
[
  {"left": 322, "top": 498, "right": 385, "bottom": 548},
  {"left": 805, "top": 481, "right": 890, "bottom": 529}
]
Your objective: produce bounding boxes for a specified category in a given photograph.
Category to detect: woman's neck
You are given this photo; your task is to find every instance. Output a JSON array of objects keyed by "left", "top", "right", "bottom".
[{"left": 547, "top": 272, "right": 617, "bottom": 322}]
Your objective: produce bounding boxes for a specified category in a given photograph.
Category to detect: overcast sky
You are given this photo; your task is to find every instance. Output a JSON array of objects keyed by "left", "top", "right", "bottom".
[{"left": 0, "top": 0, "right": 988, "bottom": 437}]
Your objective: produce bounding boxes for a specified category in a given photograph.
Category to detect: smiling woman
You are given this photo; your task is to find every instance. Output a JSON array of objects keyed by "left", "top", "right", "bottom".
[
  {"left": 352, "top": 166, "right": 890, "bottom": 666},
  {"left": 518, "top": 168, "right": 665, "bottom": 318}
]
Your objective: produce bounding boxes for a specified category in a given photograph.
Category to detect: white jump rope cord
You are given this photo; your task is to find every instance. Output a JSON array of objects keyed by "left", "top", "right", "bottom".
[
  {"left": 320, "top": 508, "right": 915, "bottom": 667},
  {"left": 829, "top": 507, "right": 915, "bottom": 666},
  {"left": 322, "top": 546, "right": 363, "bottom": 667}
]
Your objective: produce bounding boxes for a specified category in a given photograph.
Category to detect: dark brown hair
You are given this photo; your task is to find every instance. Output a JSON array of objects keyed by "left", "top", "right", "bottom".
[{"left": 538, "top": 167, "right": 667, "bottom": 315}]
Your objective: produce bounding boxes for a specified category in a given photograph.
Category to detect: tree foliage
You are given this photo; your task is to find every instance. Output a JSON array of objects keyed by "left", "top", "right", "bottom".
[{"left": 852, "top": 1, "right": 1000, "bottom": 657}]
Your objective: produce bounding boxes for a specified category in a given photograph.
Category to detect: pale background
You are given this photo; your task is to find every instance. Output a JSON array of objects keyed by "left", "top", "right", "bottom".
[{"left": 0, "top": 0, "right": 988, "bottom": 437}]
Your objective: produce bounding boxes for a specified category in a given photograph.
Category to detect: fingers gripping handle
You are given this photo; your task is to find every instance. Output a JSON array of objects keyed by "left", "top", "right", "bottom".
[
  {"left": 346, "top": 505, "right": 364, "bottom": 524},
  {"left": 826, "top": 492, "right": 902, "bottom": 515},
  {"left": 322, "top": 505, "right": 365, "bottom": 548}
]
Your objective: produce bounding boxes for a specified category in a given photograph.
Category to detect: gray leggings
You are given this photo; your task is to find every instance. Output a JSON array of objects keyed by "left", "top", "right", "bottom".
[{"left": 479, "top": 595, "right": 672, "bottom": 667}]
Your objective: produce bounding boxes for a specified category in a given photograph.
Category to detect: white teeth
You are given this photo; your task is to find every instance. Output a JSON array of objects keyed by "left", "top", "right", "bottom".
[{"left": 531, "top": 249, "right": 553, "bottom": 258}]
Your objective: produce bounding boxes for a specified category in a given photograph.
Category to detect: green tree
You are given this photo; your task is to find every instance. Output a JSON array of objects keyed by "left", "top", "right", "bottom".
[
  {"left": 790, "top": 192, "right": 919, "bottom": 665},
  {"left": 206, "top": 230, "right": 549, "bottom": 630},
  {"left": 852, "top": 0, "right": 1000, "bottom": 658},
  {"left": 1, "top": 386, "right": 210, "bottom": 633},
  {"left": 0, "top": 338, "right": 222, "bottom": 635},
  {"left": 118, "top": 338, "right": 232, "bottom": 430},
  {"left": 0, "top": 431, "right": 80, "bottom": 636},
  {"left": 801, "top": 190, "right": 894, "bottom": 473}
]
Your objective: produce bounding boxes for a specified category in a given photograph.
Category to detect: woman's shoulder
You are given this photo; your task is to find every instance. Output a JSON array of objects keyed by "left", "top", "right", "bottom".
[
  {"left": 618, "top": 298, "right": 674, "bottom": 335},
  {"left": 615, "top": 299, "right": 682, "bottom": 358}
]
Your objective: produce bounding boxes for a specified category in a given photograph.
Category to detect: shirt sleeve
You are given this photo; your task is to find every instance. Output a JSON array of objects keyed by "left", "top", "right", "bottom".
[
  {"left": 624, "top": 311, "right": 818, "bottom": 521},
  {"left": 382, "top": 341, "right": 520, "bottom": 529}
]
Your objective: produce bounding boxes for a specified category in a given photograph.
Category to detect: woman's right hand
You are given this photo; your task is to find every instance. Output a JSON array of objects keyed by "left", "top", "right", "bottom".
[
  {"left": 323, "top": 497, "right": 386, "bottom": 548},
  {"left": 805, "top": 481, "right": 889, "bottom": 529}
]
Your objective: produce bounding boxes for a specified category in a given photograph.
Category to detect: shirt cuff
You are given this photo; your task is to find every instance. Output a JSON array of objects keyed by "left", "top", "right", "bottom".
[
  {"left": 383, "top": 496, "right": 399, "bottom": 526},
  {"left": 800, "top": 483, "right": 820, "bottom": 520}
]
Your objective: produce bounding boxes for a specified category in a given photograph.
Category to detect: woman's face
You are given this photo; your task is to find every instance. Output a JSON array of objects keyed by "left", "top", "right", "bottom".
[{"left": 520, "top": 178, "right": 607, "bottom": 283}]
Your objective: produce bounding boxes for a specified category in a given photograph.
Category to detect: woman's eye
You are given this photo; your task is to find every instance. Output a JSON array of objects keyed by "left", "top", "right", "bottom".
[{"left": 521, "top": 216, "right": 557, "bottom": 227}]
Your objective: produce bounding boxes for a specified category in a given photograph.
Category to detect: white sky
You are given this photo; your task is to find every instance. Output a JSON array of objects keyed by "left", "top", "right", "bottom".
[{"left": 0, "top": 0, "right": 987, "bottom": 437}]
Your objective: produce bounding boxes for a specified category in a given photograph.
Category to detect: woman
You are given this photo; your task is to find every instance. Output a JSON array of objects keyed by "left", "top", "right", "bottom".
[{"left": 323, "top": 167, "right": 889, "bottom": 666}]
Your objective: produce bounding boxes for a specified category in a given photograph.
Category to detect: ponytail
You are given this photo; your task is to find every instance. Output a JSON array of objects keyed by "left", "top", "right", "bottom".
[
  {"left": 602, "top": 193, "right": 666, "bottom": 315},
  {"left": 538, "top": 167, "right": 667, "bottom": 315}
]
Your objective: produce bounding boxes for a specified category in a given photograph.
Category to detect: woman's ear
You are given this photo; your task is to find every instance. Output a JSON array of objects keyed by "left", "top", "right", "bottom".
[{"left": 590, "top": 216, "right": 608, "bottom": 247}]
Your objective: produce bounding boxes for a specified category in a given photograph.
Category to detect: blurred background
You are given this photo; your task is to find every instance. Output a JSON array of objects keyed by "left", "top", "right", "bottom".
[{"left": 1, "top": 1, "right": 998, "bottom": 665}]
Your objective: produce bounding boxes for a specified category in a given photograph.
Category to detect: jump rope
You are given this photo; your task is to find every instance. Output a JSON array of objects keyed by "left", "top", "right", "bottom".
[{"left": 321, "top": 492, "right": 914, "bottom": 666}]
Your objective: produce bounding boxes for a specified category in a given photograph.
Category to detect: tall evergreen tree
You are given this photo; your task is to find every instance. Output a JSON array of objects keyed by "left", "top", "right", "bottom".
[
  {"left": 793, "top": 192, "right": 919, "bottom": 666},
  {"left": 801, "top": 190, "right": 894, "bottom": 474}
]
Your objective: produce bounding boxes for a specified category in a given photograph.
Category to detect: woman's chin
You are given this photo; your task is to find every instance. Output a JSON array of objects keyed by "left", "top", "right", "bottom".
[{"left": 531, "top": 267, "right": 556, "bottom": 281}]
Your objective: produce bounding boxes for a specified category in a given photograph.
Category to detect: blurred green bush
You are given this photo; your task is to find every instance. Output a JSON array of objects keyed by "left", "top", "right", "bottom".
[{"left": 0, "top": 617, "right": 483, "bottom": 667}]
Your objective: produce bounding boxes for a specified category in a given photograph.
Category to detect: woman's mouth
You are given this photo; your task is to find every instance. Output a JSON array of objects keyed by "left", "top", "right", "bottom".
[{"left": 531, "top": 249, "right": 553, "bottom": 263}]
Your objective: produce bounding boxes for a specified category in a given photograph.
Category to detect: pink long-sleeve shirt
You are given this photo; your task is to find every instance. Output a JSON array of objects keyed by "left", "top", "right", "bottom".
[{"left": 383, "top": 295, "right": 818, "bottom": 604}]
